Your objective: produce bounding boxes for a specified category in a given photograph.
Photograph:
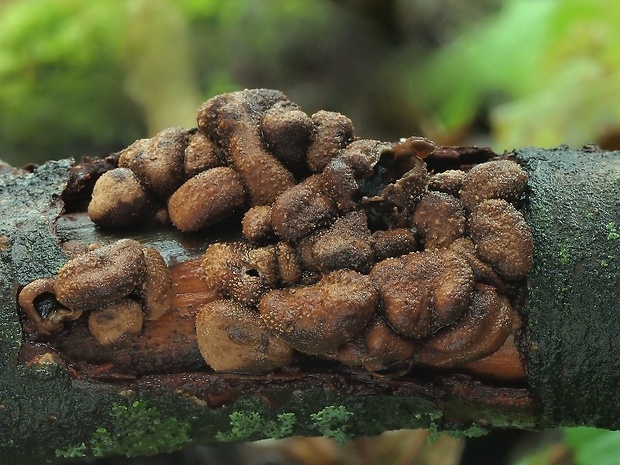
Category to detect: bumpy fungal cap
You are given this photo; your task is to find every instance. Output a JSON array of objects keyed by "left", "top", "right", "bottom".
[
  {"left": 448, "top": 238, "right": 505, "bottom": 291},
  {"left": 414, "top": 286, "right": 513, "bottom": 367},
  {"left": 261, "top": 104, "right": 314, "bottom": 175},
  {"left": 203, "top": 242, "right": 278, "bottom": 306},
  {"left": 459, "top": 159, "right": 528, "bottom": 211},
  {"left": 371, "top": 228, "right": 418, "bottom": 262},
  {"left": 242, "top": 205, "right": 274, "bottom": 244},
  {"left": 271, "top": 177, "right": 338, "bottom": 244},
  {"left": 197, "top": 89, "right": 296, "bottom": 206},
  {"left": 167, "top": 166, "right": 246, "bottom": 232},
  {"left": 308, "top": 210, "right": 374, "bottom": 272},
  {"left": 196, "top": 300, "right": 294, "bottom": 373},
  {"left": 139, "top": 247, "right": 172, "bottom": 320},
  {"left": 306, "top": 110, "right": 355, "bottom": 173},
  {"left": 88, "top": 299, "right": 144, "bottom": 346},
  {"left": 469, "top": 199, "right": 533, "bottom": 280},
  {"left": 183, "top": 129, "right": 223, "bottom": 179},
  {"left": 88, "top": 168, "right": 154, "bottom": 230},
  {"left": 118, "top": 127, "right": 188, "bottom": 200},
  {"left": 413, "top": 192, "right": 466, "bottom": 250},
  {"left": 370, "top": 250, "right": 474, "bottom": 339},
  {"left": 55, "top": 239, "right": 146, "bottom": 312},
  {"left": 335, "top": 314, "right": 416, "bottom": 373},
  {"left": 428, "top": 169, "right": 466, "bottom": 197},
  {"left": 259, "top": 269, "right": 377, "bottom": 354}
]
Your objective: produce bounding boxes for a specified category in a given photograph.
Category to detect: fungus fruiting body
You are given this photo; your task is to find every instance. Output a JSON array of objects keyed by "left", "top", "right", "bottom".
[
  {"left": 22, "top": 89, "right": 534, "bottom": 378},
  {"left": 18, "top": 239, "right": 171, "bottom": 344}
]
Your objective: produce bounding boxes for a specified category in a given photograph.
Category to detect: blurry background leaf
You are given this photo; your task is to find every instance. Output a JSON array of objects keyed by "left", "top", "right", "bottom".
[{"left": 564, "top": 428, "right": 620, "bottom": 465}]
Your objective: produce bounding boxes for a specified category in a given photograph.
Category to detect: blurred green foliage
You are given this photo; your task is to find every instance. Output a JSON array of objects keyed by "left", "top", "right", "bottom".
[
  {"left": 1, "top": 0, "right": 620, "bottom": 162},
  {"left": 564, "top": 427, "right": 620, "bottom": 465},
  {"left": 411, "top": 0, "right": 620, "bottom": 150}
]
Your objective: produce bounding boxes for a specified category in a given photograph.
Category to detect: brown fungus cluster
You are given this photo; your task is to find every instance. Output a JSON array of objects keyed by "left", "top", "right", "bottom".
[
  {"left": 18, "top": 239, "right": 171, "bottom": 345},
  {"left": 63, "top": 89, "right": 534, "bottom": 376}
]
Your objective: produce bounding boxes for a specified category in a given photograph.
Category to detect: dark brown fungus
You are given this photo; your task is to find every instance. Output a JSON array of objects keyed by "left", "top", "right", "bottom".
[
  {"left": 335, "top": 314, "right": 416, "bottom": 373},
  {"left": 413, "top": 191, "right": 466, "bottom": 249},
  {"left": 469, "top": 199, "right": 533, "bottom": 280},
  {"left": 88, "top": 299, "right": 144, "bottom": 346},
  {"left": 308, "top": 210, "right": 374, "bottom": 272},
  {"left": 428, "top": 169, "right": 466, "bottom": 197},
  {"left": 259, "top": 269, "right": 377, "bottom": 354},
  {"left": 167, "top": 166, "right": 245, "bottom": 232},
  {"left": 371, "top": 228, "right": 418, "bottom": 261},
  {"left": 197, "top": 89, "right": 296, "bottom": 206},
  {"left": 460, "top": 159, "right": 528, "bottom": 211},
  {"left": 261, "top": 104, "right": 314, "bottom": 175},
  {"left": 370, "top": 250, "right": 474, "bottom": 339},
  {"left": 55, "top": 239, "right": 146, "bottom": 312},
  {"left": 414, "top": 286, "right": 513, "bottom": 367},
  {"left": 271, "top": 176, "right": 338, "bottom": 243},
  {"left": 391, "top": 136, "right": 437, "bottom": 160},
  {"left": 196, "top": 300, "right": 294, "bottom": 373},
  {"left": 88, "top": 168, "right": 155, "bottom": 230},
  {"left": 183, "top": 129, "right": 223, "bottom": 179},
  {"left": 203, "top": 242, "right": 278, "bottom": 306},
  {"left": 118, "top": 127, "right": 188, "bottom": 200},
  {"left": 306, "top": 110, "right": 355, "bottom": 173},
  {"left": 139, "top": 247, "right": 172, "bottom": 320},
  {"left": 242, "top": 205, "right": 274, "bottom": 244}
]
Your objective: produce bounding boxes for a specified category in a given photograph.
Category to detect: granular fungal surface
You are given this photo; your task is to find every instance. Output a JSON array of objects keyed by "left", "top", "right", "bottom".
[{"left": 17, "top": 89, "right": 533, "bottom": 378}]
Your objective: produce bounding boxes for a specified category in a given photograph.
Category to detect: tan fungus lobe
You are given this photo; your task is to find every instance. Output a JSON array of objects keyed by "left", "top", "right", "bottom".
[
  {"left": 118, "top": 127, "right": 188, "bottom": 200},
  {"left": 306, "top": 110, "right": 355, "bottom": 173},
  {"left": 335, "top": 314, "right": 416, "bottom": 373},
  {"left": 203, "top": 242, "right": 278, "bottom": 306},
  {"left": 54, "top": 239, "right": 146, "bottom": 312},
  {"left": 448, "top": 238, "right": 505, "bottom": 291},
  {"left": 167, "top": 166, "right": 246, "bottom": 232},
  {"left": 370, "top": 250, "right": 474, "bottom": 339},
  {"left": 196, "top": 89, "right": 296, "bottom": 206},
  {"left": 413, "top": 191, "right": 466, "bottom": 250},
  {"left": 196, "top": 300, "right": 294, "bottom": 373},
  {"left": 139, "top": 247, "right": 172, "bottom": 320},
  {"left": 88, "top": 299, "right": 144, "bottom": 346},
  {"left": 271, "top": 176, "right": 338, "bottom": 244},
  {"left": 261, "top": 104, "right": 315, "bottom": 175},
  {"left": 87, "top": 168, "right": 154, "bottom": 230},
  {"left": 183, "top": 129, "right": 223, "bottom": 179},
  {"left": 414, "top": 286, "right": 513, "bottom": 367},
  {"left": 242, "top": 205, "right": 274, "bottom": 244},
  {"left": 459, "top": 159, "right": 528, "bottom": 211},
  {"left": 259, "top": 269, "right": 377, "bottom": 354},
  {"left": 371, "top": 228, "right": 418, "bottom": 262},
  {"left": 469, "top": 199, "right": 534, "bottom": 280},
  {"left": 428, "top": 169, "right": 466, "bottom": 197},
  {"left": 274, "top": 242, "right": 302, "bottom": 286},
  {"left": 307, "top": 210, "right": 374, "bottom": 272}
]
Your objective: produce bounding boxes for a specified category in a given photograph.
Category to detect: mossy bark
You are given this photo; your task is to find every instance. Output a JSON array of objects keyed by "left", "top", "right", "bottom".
[{"left": 0, "top": 146, "right": 619, "bottom": 462}]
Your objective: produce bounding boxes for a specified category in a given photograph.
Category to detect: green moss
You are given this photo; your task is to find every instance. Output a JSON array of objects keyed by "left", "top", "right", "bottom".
[
  {"left": 55, "top": 400, "right": 192, "bottom": 459},
  {"left": 606, "top": 222, "right": 620, "bottom": 241},
  {"left": 558, "top": 244, "right": 571, "bottom": 265},
  {"left": 310, "top": 406, "right": 353, "bottom": 444},
  {"left": 216, "top": 411, "right": 297, "bottom": 442}
]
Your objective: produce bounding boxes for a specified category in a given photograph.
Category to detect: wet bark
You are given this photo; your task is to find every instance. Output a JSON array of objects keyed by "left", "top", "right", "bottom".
[{"left": 0, "top": 145, "right": 619, "bottom": 462}]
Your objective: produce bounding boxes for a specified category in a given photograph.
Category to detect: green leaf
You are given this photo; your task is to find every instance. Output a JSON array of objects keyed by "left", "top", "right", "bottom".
[{"left": 565, "top": 427, "right": 620, "bottom": 465}]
